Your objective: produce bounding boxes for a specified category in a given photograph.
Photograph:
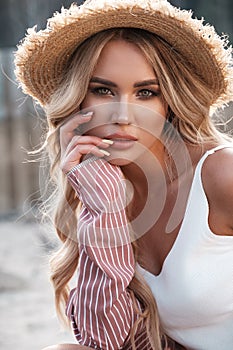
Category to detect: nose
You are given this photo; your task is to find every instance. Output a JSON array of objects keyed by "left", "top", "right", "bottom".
[{"left": 110, "top": 101, "right": 134, "bottom": 124}]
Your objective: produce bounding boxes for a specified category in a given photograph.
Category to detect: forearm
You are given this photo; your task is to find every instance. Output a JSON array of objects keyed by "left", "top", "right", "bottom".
[
  {"left": 67, "top": 156, "right": 135, "bottom": 280},
  {"left": 66, "top": 157, "right": 141, "bottom": 349}
]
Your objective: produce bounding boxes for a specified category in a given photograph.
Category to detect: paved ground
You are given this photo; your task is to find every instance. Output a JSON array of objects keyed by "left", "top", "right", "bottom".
[{"left": 0, "top": 219, "right": 74, "bottom": 350}]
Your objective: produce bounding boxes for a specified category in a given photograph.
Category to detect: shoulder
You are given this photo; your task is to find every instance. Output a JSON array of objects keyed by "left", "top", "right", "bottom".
[
  {"left": 202, "top": 146, "right": 233, "bottom": 188},
  {"left": 202, "top": 146, "right": 233, "bottom": 226}
]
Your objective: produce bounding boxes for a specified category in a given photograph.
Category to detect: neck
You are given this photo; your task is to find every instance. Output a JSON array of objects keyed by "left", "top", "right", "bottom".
[{"left": 120, "top": 140, "right": 202, "bottom": 222}]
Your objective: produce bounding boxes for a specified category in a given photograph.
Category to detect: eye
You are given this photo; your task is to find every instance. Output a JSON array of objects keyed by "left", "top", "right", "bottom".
[
  {"left": 137, "top": 89, "right": 159, "bottom": 98},
  {"left": 90, "top": 87, "right": 113, "bottom": 96}
]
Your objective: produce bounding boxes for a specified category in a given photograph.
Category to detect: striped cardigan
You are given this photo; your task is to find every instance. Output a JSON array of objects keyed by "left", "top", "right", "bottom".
[{"left": 65, "top": 157, "right": 151, "bottom": 349}]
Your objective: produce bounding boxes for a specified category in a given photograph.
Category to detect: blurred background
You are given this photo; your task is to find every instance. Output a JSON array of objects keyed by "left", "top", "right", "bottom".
[
  {"left": 0, "top": 0, "right": 233, "bottom": 218},
  {"left": 0, "top": 1, "right": 232, "bottom": 350}
]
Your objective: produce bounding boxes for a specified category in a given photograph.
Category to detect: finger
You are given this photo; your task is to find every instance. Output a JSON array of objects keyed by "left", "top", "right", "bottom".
[
  {"left": 61, "top": 144, "right": 111, "bottom": 174},
  {"left": 60, "top": 111, "right": 93, "bottom": 132},
  {"left": 63, "top": 135, "right": 113, "bottom": 156},
  {"left": 60, "top": 111, "right": 93, "bottom": 152}
]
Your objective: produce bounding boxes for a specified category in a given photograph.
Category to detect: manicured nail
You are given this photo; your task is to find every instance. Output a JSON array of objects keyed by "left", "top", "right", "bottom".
[
  {"left": 102, "top": 139, "right": 114, "bottom": 145},
  {"left": 81, "top": 111, "right": 93, "bottom": 117},
  {"left": 99, "top": 149, "right": 110, "bottom": 156}
]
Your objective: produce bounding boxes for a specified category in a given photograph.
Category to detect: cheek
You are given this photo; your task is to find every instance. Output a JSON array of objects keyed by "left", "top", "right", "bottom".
[
  {"left": 79, "top": 103, "right": 115, "bottom": 135},
  {"left": 138, "top": 127, "right": 164, "bottom": 151},
  {"left": 80, "top": 94, "right": 95, "bottom": 110},
  {"left": 79, "top": 101, "right": 167, "bottom": 137},
  {"left": 134, "top": 104, "right": 167, "bottom": 138}
]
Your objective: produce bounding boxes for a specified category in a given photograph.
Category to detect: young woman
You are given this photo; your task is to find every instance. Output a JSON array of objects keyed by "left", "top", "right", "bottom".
[{"left": 14, "top": 1, "right": 233, "bottom": 349}]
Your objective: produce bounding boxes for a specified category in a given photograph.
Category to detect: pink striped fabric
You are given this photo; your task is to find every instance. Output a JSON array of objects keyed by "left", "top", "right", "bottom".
[{"left": 66, "top": 157, "right": 151, "bottom": 349}]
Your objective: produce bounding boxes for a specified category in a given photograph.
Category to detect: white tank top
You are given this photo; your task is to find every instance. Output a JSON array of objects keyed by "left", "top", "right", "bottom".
[{"left": 137, "top": 145, "right": 233, "bottom": 350}]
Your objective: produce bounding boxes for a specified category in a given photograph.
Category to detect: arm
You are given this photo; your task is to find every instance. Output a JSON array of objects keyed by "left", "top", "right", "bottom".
[
  {"left": 202, "top": 147, "right": 233, "bottom": 235},
  {"left": 66, "top": 157, "right": 142, "bottom": 349}
]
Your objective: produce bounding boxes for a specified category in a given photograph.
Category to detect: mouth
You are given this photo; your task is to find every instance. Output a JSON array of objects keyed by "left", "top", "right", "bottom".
[{"left": 105, "top": 133, "right": 137, "bottom": 150}]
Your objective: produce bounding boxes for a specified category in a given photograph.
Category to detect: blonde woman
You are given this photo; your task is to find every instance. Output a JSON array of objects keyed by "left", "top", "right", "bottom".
[{"left": 14, "top": 1, "right": 233, "bottom": 349}]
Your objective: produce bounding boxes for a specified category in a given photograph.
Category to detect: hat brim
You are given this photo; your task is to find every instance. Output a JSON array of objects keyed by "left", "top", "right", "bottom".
[{"left": 14, "top": 3, "right": 232, "bottom": 107}]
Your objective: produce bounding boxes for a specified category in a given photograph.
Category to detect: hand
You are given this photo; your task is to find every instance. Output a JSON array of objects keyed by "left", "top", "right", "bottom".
[{"left": 59, "top": 111, "right": 112, "bottom": 174}]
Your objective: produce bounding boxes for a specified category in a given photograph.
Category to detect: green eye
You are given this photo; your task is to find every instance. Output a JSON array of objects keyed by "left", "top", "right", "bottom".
[
  {"left": 99, "top": 88, "right": 111, "bottom": 94},
  {"left": 139, "top": 90, "right": 152, "bottom": 97},
  {"left": 137, "top": 89, "right": 160, "bottom": 98},
  {"left": 91, "top": 87, "right": 112, "bottom": 95}
]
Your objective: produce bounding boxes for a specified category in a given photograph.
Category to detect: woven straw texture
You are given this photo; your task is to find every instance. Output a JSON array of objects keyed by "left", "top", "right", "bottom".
[{"left": 14, "top": 0, "right": 233, "bottom": 108}]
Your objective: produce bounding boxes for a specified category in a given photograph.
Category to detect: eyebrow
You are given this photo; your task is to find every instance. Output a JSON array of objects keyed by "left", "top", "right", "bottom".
[
  {"left": 134, "top": 79, "right": 159, "bottom": 87},
  {"left": 90, "top": 77, "right": 159, "bottom": 88}
]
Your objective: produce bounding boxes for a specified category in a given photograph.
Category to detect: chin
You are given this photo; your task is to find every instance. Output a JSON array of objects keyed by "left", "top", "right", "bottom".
[
  {"left": 106, "top": 146, "right": 147, "bottom": 167},
  {"left": 107, "top": 157, "right": 132, "bottom": 167}
]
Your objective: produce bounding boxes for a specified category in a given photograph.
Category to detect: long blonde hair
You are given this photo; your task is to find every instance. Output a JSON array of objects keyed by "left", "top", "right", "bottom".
[{"left": 43, "top": 28, "right": 229, "bottom": 349}]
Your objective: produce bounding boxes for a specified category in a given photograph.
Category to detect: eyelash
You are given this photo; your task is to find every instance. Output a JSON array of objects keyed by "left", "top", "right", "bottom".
[
  {"left": 90, "top": 87, "right": 112, "bottom": 96},
  {"left": 90, "top": 87, "right": 160, "bottom": 99},
  {"left": 137, "top": 89, "right": 160, "bottom": 99}
]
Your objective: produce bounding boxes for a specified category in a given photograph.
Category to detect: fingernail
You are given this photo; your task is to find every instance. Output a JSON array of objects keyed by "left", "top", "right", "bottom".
[
  {"left": 99, "top": 149, "right": 110, "bottom": 156},
  {"left": 102, "top": 139, "right": 114, "bottom": 145},
  {"left": 81, "top": 111, "right": 93, "bottom": 118}
]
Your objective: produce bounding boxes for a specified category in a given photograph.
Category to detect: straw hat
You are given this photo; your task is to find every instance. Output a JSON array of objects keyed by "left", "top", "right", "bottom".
[{"left": 14, "top": 0, "right": 233, "bottom": 108}]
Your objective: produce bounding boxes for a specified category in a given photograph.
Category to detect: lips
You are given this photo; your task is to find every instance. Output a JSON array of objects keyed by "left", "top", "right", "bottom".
[
  {"left": 105, "top": 133, "right": 137, "bottom": 150},
  {"left": 105, "top": 133, "right": 137, "bottom": 141}
]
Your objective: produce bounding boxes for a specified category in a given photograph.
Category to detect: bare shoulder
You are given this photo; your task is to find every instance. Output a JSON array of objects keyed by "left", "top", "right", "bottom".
[
  {"left": 202, "top": 146, "right": 233, "bottom": 228},
  {"left": 202, "top": 146, "right": 233, "bottom": 189}
]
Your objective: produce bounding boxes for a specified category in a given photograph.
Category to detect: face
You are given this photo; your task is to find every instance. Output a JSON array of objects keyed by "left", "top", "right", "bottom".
[{"left": 81, "top": 39, "right": 168, "bottom": 166}]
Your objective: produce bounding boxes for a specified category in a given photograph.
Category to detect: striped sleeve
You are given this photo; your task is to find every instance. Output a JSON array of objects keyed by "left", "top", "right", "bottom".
[{"left": 66, "top": 157, "right": 143, "bottom": 349}]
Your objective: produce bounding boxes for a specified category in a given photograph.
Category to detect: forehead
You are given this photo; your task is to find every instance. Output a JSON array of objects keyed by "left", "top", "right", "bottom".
[{"left": 92, "top": 39, "right": 156, "bottom": 79}]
